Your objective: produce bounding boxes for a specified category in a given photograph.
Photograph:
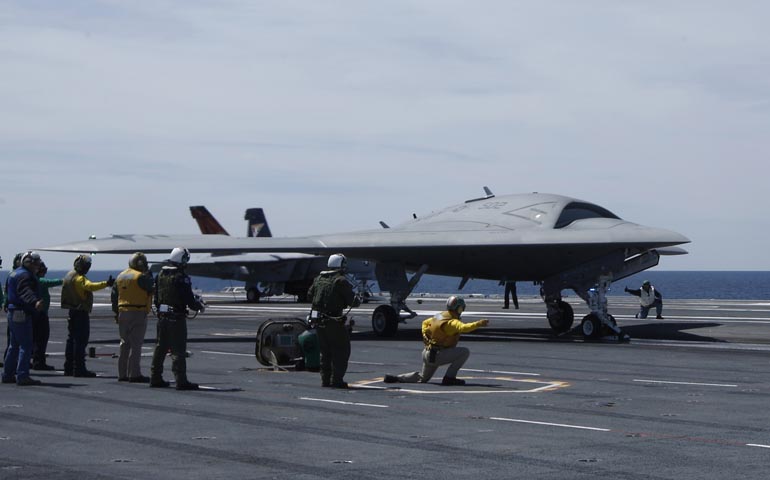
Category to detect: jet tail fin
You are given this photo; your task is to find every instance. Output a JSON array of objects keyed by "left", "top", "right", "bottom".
[
  {"left": 245, "top": 208, "right": 272, "bottom": 238},
  {"left": 189, "top": 206, "right": 229, "bottom": 236}
]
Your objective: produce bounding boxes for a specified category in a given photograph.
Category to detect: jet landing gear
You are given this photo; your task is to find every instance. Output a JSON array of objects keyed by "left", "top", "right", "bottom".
[
  {"left": 580, "top": 276, "right": 630, "bottom": 343},
  {"left": 372, "top": 305, "right": 399, "bottom": 337},
  {"left": 246, "top": 287, "right": 261, "bottom": 303},
  {"left": 546, "top": 299, "right": 574, "bottom": 334}
]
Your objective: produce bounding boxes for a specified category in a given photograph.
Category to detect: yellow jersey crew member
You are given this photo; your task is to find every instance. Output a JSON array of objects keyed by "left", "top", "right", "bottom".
[
  {"left": 384, "top": 296, "right": 488, "bottom": 386},
  {"left": 307, "top": 253, "right": 360, "bottom": 389},
  {"left": 111, "top": 252, "right": 154, "bottom": 383},
  {"left": 60, "top": 254, "right": 114, "bottom": 377}
]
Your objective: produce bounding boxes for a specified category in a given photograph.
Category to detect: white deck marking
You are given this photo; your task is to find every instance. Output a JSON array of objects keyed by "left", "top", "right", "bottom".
[
  {"left": 300, "top": 397, "right": 388, "bottom": 408},
  {"left": 490, "top": 417, "right": 610, "bottom": 432},
  {"left": 200, "top": 350, "right": 252, "bottom": 357},
  {"left": 354, "top": 376, "right": 567, "bottom": 394},
  {"left": 747, "top": 444, "right": 770, "bottom": 449},
  {"left": 633, "top": 379, "right": 738, "bottom": 388},
  {"left": 462, "top": 368, "right": 540, "bottom": 376}
]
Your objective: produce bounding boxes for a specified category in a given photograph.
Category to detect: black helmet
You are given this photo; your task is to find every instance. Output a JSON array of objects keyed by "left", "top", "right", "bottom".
[
  {"left": 74, "top": 254, "right": 92, "bottom": 274},
  {"left": 12, "top": 252, "right": 23, "bottom": 269}
]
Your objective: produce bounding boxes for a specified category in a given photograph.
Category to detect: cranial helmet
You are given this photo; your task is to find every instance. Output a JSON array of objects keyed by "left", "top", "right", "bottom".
[
  {"left": 12, "top": 252, "right": 23, "bottom": 269},
  {"left": 129, "top": 252, "right": 149, "bottom": 272},
  {"left": 39, "top": 262, "right": 48, "bottom": 276},
  {"left": 168, "top": 247, "right": 190, "bottom": 266},
  {"left": 74, "top": 254, "right": 92, "bottom": 274},
  {"left": 446, "top": 295, "right": 466, "bottom": 313},
  {"left": 21, "top": 251, "right": 42, "bottom": 269},
  {"left": 642, "top": 280, "right": 651, "bottom": 287},
  {"left": 327, "top": 253, "right": 347, "bottom": 270}
]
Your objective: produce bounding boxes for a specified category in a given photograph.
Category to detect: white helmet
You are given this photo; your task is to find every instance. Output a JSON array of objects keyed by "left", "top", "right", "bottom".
[
  {"left": 446, "top": 295, "right": 466, "bottom": 313},
  {"left": 168, "top": 247, "right": 191, "bottom": 266},
  {"left": 327, "top": 253, "right": 347, "bottom": 270}
]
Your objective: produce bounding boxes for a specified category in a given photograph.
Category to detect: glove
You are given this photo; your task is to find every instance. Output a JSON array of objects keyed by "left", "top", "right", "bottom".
[{"left": 106, "top": 275, "right": 115, "bottom": 287}]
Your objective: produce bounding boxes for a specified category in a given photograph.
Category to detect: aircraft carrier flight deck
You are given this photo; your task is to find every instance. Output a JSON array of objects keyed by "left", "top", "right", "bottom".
[{"left": 2, "top": 291, "right": 770, "bottom": 479}]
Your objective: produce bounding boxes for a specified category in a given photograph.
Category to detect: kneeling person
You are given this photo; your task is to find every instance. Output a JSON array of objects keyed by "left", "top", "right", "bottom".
[{"left": 384, "top": 296, "right": 488, "bottom": 386}]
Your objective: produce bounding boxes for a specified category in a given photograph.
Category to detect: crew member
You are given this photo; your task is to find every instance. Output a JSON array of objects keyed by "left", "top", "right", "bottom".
[
  {"left": 502, "top": 280, "right": 519, "bottom": 309},
  {"left": 113, "top": 252, "right": 154, "bottom": 383},
  {"left": 2, "top": 251, "right": 44, "bottom": 386},
  {"left": 150, "top": 247, "right": 204, "bottom": 390},
  {"left": 61, "top": 254, "right": 114, "bottom": 377},
  {"left": 383, "top": 296, "right": 488, "bottom": 386},
  {"left": 32, "top": 262, "right": 63, "bottom": 370},
  {"left": 307, "top": 253, "right": 360, "bottom": 388},
  {"left": 625, "top": 280, "right": 664, "bottom": 319}
]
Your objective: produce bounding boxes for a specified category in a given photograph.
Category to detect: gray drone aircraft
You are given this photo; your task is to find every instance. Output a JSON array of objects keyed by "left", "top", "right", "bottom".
[{"left": 39, "top": 189, "right": 689, "bottom": 340}]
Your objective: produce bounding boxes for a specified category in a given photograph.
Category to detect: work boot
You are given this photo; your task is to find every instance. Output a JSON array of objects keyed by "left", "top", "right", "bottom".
[
  {"left": 441, "top": 377, "right": 466, "bottom": 386},
  {"left": 331, "top": 382, "right": 348, "bottom": 389},
  {"left": 73, "top": 370, "right": 97, "bottom": 378},
  {"left": 176, "top": 381, "right": 199, "bottom": 391},
  {"left": 32, "top": 363, "right": 55, "bottom": 371},
  {"left": 118, "top": 377, "right": 129, "bottom": 382},
  {"left": 656, "top": 315, "right": 664, "bottom": 320},
  {"left": 150, "top": 378, "right": 170, "bottom": 388},
  {"left": 129, "top": 375, "right": 150, "bottom": 383},
  {"left": 383, "top": 375, "right": 399, "bottom": 384},
  {"left": 17, "top": 377, "right": 42, "bottom": 386},
  {"left": 2, "top": 375, "right": 16, "bottom": 384}
]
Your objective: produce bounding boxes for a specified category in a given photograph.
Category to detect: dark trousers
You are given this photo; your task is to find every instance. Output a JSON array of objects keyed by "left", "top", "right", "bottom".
[
  {"left": 150, "top": 316, "right": 188, "bottom": 382},
  {"left": 3, "top": 310, "right": 33, "bottom": 382},
  {"left": 504, "top": 282, "right": 519, "bottom": 309},
  {"left": 316, "top": 319, "right": 350, "bottom": 386},
  {"left": 32, "top": 311, "right": 51, "bottom": 366},
  {"left": 64, "top": 309, "right": 90, "bottom": 374}
]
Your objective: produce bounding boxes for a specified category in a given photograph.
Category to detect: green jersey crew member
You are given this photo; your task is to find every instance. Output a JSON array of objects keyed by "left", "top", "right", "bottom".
[
  {"left": 384, "top": 296, "right": 488, "bottom": 386},
  {"left": 307, "top": 254, "right": 360, "bottom": 389},
  {"left": 150, "top": 247, "right": 205, "bottom": 390}
]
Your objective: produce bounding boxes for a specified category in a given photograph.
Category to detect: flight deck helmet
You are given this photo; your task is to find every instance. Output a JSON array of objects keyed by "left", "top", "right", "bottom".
[
  {"left": 12, "top": 252, "right": 23, "bottom": 269},
  {"left": 74, "top": 254, "right": 92, "bottom": 274},
  {"left": 327, "top": 253, "right": 347, "bottom": 271},
  {"left": 129, "top": 252, "right": 149, "bottom": 272},
  {"left": 39, "top": 262, "right": 48, "bottom": 277},
  {"left": 446, "top": 295, "right": 466, "bottom": 314},
  {"left": 168, "top": 247, "right": 190, "bottom": 266},
  {"left": 21, "top": 251, "right": 42, "bottom": 270}
]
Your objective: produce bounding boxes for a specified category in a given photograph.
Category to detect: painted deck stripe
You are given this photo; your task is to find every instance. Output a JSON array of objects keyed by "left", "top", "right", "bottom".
[
  {"left": 300, "top": 397, "right": 388, "bottom": 408},
  {"left": 490, "top": 417, "right": 609, "bottom": 432},
  {"left": 200, "top": 350, "right": 253, "bottom": 357},
  {"left": 462, "top": 368, "right": 540, "bottom": 376},
  {"left": 633, "top": 379, "right": 738, "bottom": 387},
  {"left": 747, "top": 444, "right": 770, "bottom": 449}
]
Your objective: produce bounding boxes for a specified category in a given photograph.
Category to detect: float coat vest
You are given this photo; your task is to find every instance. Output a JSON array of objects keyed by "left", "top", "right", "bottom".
[
  {"left": 424, "top": 311, "right": 460, "bottom": 349},
  {"left": 61, "top": 271, "right": 93, "bottom": 312},
  {"left": 310, "top": 272, "right": 349, "bottom": 317},
  {"left": 116, "top": 268, "right": 152, "bottom": 313},
  {"left": 640, "top": 287, "right": 657, "bottom": 307}
]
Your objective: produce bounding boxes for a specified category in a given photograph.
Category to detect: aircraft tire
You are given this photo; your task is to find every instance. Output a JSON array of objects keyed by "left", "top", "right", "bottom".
[
  {"left": 372, "top": 305, "right": 399, "bottom": 337},
  {"left": 581, "top": 314, "right": 602, "bottom": 339},
  {"left": 547, "top": 301, "right": 574, "bottom": 333},
  {"left": 247, "top": 288, "right": 261, "bottom": 303}
]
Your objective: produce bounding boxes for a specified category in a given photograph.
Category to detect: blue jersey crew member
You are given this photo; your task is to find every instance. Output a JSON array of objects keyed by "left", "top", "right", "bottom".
[{"left": 3, "top": 252, "right": 44, "bottom": 386}]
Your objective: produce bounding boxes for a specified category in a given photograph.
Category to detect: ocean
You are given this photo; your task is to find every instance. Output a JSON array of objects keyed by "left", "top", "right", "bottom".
[{"left": 6, "top": 270, "right": 766, "bottom": 301}]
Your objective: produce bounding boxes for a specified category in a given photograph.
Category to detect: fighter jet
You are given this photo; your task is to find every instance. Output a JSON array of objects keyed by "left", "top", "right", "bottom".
[
  {"left": 39, "top": 189, "right": 689, "bottom": 340},
  {"left": 170, "top": 206, "right": 375, "bottom": 302}
]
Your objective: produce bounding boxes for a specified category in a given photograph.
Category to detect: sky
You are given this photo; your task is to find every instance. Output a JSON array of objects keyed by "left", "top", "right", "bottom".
[{"left": 1, "top": 1, "right": 768, "bottom": 271}]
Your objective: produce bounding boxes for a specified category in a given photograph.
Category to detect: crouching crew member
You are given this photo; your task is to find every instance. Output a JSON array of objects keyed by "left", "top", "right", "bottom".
[
  {"left": 61, "top": 254, "right": 114, "bottom": 377},
  {"left": 384, "top": 296, "right": 488, "bottom": 386},
  {"left": 113, "top": 252, "right": 154, "bottom": 383},
  {"left": 307, "top": 253, "right": 360, "bottom": 389},
  {"left": 625, "top": 280, "right": 664, "bottom": 320},
  {"left": 150, "top": 248, "right": 205, "bottom": 390}
]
